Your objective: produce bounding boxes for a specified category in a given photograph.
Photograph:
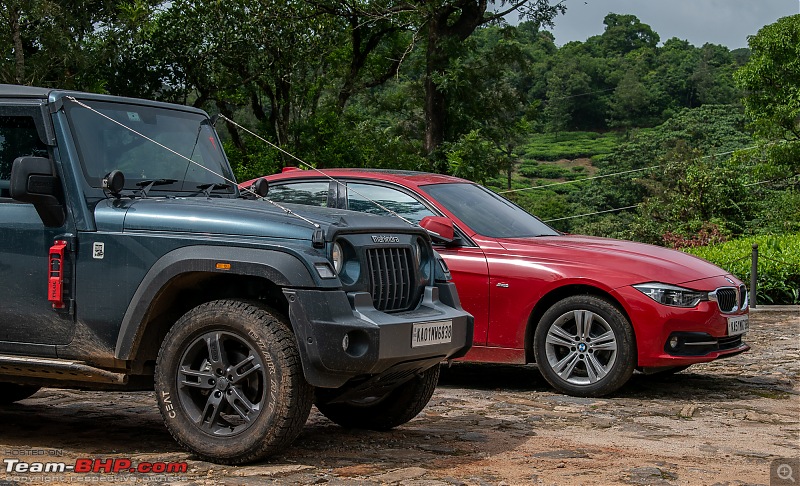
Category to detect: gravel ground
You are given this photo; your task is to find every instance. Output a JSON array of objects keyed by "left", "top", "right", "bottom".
[{"left": 1, "top": 309, "right": 797, "bottom": 486}]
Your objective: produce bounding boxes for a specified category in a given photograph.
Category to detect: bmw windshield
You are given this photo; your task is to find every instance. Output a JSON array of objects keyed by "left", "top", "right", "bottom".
[{"left": 421, "top": 182, "right": 559, "bottom": 238}]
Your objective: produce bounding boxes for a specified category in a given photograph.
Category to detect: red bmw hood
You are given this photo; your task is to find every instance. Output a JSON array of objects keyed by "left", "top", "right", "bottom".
[{"left": 494, "top": 234, "right": 731, "bottom": 288}]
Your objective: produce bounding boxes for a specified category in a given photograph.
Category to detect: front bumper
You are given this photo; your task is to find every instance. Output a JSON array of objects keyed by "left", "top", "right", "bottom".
[
  {"left": 285, "top": 282, "right": 473, "bottom": 388},
  {"left": 613, "top": 281, "right": 750, "bottom": 368}
]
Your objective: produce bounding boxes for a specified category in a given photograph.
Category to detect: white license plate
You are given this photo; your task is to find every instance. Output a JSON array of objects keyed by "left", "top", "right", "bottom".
[
  {"left": 411, "top": 320, "right": 453, "bottom": 347},
  {"left": 727, "top": 315, "right": 749, "bottom": 336}
]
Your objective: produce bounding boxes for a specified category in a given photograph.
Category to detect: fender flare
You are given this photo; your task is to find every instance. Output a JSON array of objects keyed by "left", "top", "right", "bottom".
[{"left": 114, "top": 245, "right": 326, "bottom": 360}]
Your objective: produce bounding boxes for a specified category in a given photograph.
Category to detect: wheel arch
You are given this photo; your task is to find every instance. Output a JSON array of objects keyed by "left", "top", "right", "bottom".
[
  {"left": 115, "top": 246, "right": 325, "bottom": 367},
  {"left": 524, "top": 284, "right": 635, "bottom": 363}
]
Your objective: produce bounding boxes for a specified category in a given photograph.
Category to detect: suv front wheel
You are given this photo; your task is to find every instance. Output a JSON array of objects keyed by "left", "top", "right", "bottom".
[
  {"left": 315, "top": 365, "right": 440, "bottom": 430},
  {"left": 155, "top": 299, "right": 312, "bottom": 464}
]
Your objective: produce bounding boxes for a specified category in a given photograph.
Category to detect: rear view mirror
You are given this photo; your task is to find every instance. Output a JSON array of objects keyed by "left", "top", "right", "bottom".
[
  {"left": 250, "top": 178, "right": 269, "bottom": 197},
  {"left": 10, "top": 156, "right": 65, "bottom": 227},
  {"left": 420, "top": 216, "right": 455, "bottom": 244}
]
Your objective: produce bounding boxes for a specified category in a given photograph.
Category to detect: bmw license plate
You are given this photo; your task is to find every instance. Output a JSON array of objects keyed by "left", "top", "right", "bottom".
[
  {"left": 727, "top": 315, "right": 749, "bottom": 336},
  {"left": 411, "top": 320, "right": 452, "bottom": 347}
]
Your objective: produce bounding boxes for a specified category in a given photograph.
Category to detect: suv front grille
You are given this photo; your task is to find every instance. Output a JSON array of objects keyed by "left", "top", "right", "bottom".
[{"left": 366, "top": 247, "right": 415, "bottom": 312}]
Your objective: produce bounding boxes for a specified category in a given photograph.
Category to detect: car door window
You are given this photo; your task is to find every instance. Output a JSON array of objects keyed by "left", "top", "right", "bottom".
[
  {"left": 0, "top": 115, "right": 49, "bottom": 198},
  {"left": 346, "top": 183, "right": 435, "bottom": 223},
  {"left": 269, "top": 181, "right": 330, "bottom": 206}
]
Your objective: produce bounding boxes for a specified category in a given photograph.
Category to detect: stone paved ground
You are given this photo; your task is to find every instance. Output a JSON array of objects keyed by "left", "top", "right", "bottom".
[{"left": 1, "top": 309, "right": 797, "bottom": 485}]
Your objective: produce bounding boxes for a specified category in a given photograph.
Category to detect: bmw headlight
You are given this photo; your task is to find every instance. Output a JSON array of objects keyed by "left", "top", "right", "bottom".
[
  {"left": 332, "top": 241, "right": 344, "bottom": 274},
  {"left": 633, "top": 283, "right": 707, "bottom": 308}
]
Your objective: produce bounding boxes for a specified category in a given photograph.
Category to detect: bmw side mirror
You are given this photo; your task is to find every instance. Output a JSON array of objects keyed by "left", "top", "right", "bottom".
[{"left": 420, "top": 216, "right": 455, "bottom": 244}]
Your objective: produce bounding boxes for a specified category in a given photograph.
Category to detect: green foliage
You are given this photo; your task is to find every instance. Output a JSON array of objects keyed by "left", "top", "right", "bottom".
[
  {"left": 685, "top": 234, "right": 800, "bottom": 305},
  {"left": 522, "top": 131, "right": 620, "bottom": 161}
]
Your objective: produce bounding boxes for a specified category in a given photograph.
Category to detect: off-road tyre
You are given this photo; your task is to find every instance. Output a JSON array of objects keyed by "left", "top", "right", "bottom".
[
  {"left": 155, "top": 299, "right": 312, "bottom": 464},
  {"left": 0, "top": 383, "right": 40, "bottom": 404},
  {"left": 534, "top": 295, "right": 636, "bottom": 397},
  {"left": 315, "top": 365, "right": 440, "bottom": 431}
]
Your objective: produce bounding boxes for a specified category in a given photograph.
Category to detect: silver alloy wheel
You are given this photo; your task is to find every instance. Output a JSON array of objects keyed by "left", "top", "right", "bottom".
[{"left": 544, "top": 309, "right": 618, "bottom": 386}]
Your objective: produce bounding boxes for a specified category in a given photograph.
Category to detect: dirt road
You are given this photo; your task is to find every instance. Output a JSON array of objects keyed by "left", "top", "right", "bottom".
[{"left": 1, "top": 309, "right": 798, "bottom": 485}]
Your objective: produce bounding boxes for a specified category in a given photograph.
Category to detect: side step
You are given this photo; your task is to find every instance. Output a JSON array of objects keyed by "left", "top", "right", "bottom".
[{"left": 0, "top": 354, "right": 127, "bottom": 385}]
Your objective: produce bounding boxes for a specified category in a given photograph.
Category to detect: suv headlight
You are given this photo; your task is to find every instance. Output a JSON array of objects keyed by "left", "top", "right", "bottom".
[
  {"left": 633, "top": 283, "right": 707, "bottom": 308},
  {"left": 332, "top": 241, "right": 344, "bottom": 274}
]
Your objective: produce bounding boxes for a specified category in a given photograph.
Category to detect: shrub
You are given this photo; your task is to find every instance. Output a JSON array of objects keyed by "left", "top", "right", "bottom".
[{"left": 684, "top": 234, "right": 800, "bottom": 305}]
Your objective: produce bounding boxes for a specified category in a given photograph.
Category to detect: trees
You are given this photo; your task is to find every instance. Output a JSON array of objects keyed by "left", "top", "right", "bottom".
[
  {"left": 0, "top": 0, "right": 159, "bottom": 88},
  {"left": 734, "top": 14, "right": 800, "bottom": 173},
  {"left": 414, "top": 0, "right": 564, "bottom": 159}
]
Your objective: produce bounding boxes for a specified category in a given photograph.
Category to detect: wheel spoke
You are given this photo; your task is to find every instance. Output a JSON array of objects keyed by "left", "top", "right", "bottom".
[
  {"left": 179, "top": 366, "right": 217, "bottom": 390},
  {"left": 585, "top": 353, "right": 609, "bottom": 383},
  {"left": 199, "top": 392, "right": 224, "bottom": 431},
  {"left": 574, "top": 310, "right": 593, "bottom": 340},
  {"left": 553, "top": 350, "right": 581, "bottom": 380},
  {"left": 205, "top": 332, "right": 228, "bottom": 370},
  {"left": 226, "top": 387, "right": 260, "bottom": 422},
  {"left": 546, "top": 325, "right": 575, "bottom": 348},
  {"left": 591, "top": 330, "right": 617, "bottom": 351},
  {"left": 229, "top": 354, "right": 262, "bottom": 384}
]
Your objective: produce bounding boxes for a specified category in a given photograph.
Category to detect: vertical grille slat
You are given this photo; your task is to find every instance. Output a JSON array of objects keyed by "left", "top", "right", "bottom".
[
  {"left": 366, "top": 247, "right": 416, "bottom": 312},
  {"left": 739, "top": 285, "right": 748, "bottom": 309}
]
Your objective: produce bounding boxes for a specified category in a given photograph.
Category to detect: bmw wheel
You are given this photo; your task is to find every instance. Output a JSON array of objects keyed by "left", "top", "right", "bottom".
[{"left": 534, "top": 295, "right": 636, "bottom": 397}]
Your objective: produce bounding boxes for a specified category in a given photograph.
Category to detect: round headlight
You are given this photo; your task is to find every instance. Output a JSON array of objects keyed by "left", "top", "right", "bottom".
[{"left": 332, "top": 241, "right": 344, "bottom": 274}]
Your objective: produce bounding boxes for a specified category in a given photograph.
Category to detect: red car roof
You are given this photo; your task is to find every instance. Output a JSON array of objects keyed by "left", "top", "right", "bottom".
[{"left": 241, "top": 168, "right": 468, "bottom": 189}]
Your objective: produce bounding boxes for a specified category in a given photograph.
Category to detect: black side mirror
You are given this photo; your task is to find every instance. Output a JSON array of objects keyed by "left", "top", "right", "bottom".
[
  {"left": 251, "top": 178, "right": 269, "bottom": 197},
  {"left": 10, "top": 156, "right": 65, "bottom": 227}
]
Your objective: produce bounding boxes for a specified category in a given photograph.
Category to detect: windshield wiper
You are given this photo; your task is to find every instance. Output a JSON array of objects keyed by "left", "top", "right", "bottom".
[
  {"left": 196, "top": 182, "right": 231, "bottom": 198},
  {"left": 136, "top": 179, "right": 178, "bottom": 198}
]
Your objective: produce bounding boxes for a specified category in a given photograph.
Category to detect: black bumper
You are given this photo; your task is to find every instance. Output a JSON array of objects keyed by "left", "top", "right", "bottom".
[{"left": 284, "top": 283, "right": 473, "bottom": 388}]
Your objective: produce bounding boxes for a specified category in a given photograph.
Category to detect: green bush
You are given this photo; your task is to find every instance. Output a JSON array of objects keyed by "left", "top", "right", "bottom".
[
  {"left": 684, "top": 234, "right": 800, "bottom": 305},
  {"left": 522, "top": 131, "right": 620, "bottom": 161}
]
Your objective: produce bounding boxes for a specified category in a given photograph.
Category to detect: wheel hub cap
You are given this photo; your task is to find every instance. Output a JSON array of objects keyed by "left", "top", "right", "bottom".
[{"left": 544, "top": 309, "right": 619, "bottom": 386}]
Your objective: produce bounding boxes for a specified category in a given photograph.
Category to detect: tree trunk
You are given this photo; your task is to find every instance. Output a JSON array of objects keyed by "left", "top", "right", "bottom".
[
  {"left": 423, "top": 19, "right": 447, "bottom": 161},
  {"left": 10, "top": 6, "right": 25, "bottom": 84}
]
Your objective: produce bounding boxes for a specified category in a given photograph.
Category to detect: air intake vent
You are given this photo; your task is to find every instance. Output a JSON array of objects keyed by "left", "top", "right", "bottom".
[
  {"left": 366, "top": 247, "right": 415, "bottom": 312},
  {"left": 715, "top": 288, "right": 737, "bottom": 312}
]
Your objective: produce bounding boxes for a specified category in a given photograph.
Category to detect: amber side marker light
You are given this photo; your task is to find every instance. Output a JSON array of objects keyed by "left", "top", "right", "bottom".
[{"left": 216, "top": 263, "right": 231, "bottom": 270}]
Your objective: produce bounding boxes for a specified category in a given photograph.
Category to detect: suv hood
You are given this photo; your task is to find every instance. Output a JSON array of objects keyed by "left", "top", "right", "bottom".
[
  {"left": 96, "top": 197, "right": 422, "bottom": 240},
  {"left": 495, "top": 234, "right": 730, "bottom": 287}
]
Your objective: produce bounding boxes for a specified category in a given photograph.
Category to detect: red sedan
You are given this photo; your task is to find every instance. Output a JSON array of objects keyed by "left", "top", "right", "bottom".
[{"left": 241, "top": 169, "right": 750, "bottom": 397}]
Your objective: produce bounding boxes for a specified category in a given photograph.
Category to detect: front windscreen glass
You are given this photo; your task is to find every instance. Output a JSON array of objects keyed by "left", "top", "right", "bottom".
[
  {"left": 65, "top": 100, "right": 234, "bottom": 194},
  {"left": 421, "top": 182, "right": 559, "bottom": 238}
]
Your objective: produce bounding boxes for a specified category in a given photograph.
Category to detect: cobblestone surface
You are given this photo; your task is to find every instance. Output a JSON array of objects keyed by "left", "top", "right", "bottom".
[{"left": 1, "top": 310, "right": 798, "bottom": 485}]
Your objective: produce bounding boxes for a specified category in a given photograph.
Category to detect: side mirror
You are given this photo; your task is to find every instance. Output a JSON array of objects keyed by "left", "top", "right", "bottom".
[
  {"left": 10, "top": 156, "right": 65, "bottom": 227},
  {"left": 420, "top": 216, "right": 455, "bottom": 244},
  {"left": 250, "top": 178, "right": 269, "bottom": 197}
]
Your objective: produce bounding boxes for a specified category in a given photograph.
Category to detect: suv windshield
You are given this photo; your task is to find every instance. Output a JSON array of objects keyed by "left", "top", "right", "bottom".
[
  {"left": 421, "top": 183, "right": 559, "bottom": 238},
  {"left": 65, "top": 100, "right": 234, "bottom": 194}
]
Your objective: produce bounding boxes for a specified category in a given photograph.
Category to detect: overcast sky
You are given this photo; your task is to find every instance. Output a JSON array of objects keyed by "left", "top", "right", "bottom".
[{"left": 539, "top": 0, "right": 799, "bottom": 49}]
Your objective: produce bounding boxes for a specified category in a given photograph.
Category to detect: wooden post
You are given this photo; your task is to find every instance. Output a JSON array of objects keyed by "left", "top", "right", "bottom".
[{"left": 750, "top": 244, "right": 758, "bottom": 309}]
